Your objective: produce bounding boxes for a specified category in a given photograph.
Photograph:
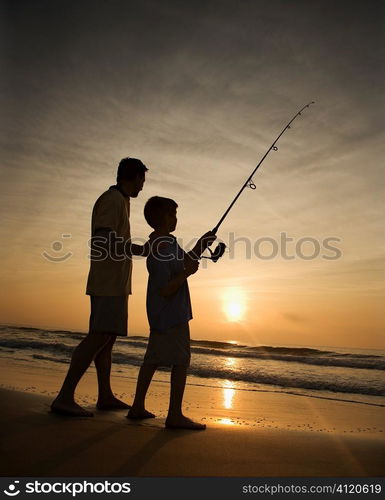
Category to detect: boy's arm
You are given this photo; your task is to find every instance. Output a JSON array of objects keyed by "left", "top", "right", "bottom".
[
  {"left": 188, "top": 230, "right": 217, "bottom": 260},
  {"left": 159, "top": 231, "right": 214, "bottom": 296},
  {"left": 159, "top": 256, "right": 199, "bottom": 297}
]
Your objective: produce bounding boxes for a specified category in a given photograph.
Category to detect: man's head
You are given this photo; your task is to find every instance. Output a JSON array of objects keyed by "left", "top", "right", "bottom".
[
  {"left": 144, "top": 196, "right": 178, "bottom": 232},
  {"left": 117, "top": 157, "right": 148, "bottom": 197}
]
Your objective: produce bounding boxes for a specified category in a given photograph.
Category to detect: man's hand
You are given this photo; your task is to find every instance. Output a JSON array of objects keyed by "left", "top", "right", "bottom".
[
  {"left": 130, "top": 242, "right": 150, "bottom": 257},
  {"left": 142, "top": 240, "right": 151, "bottom": 257},
  {"left": 184, "top": 255, "right": 199, "bottom": 276}
]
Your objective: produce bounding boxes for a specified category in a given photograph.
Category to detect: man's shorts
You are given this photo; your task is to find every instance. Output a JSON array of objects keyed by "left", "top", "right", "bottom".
[
  {"left": 143, "top": 322, "right": 191, "bottom": 367},
  {"left": 89, "top": 296, "right": 128, "bottom": 337}
]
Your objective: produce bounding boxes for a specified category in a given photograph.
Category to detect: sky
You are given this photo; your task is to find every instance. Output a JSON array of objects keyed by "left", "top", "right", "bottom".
[{"left": 1, "top": 0, "right": 384, "bottom": 349}]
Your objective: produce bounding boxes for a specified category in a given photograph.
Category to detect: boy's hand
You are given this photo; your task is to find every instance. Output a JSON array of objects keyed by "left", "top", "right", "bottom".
[
  {"left": 188, "top": 230, "right": 217, "bottom": 260},
  {"left": 184, "top": 255, "right": 199, "bottom": 276},
  {"left": 197, "top": 231, "right": 217, "bottom": 252},
  {"left": 160, "top": 256, "right": 199, "bottom": 297}
]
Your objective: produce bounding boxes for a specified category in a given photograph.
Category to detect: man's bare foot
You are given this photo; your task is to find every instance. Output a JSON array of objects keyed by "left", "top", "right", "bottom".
[
  {"left": 165, "top": 415, "right": 206, "bottom": 430},
  {"left": 51, "top": 399, "right": 93, "bottom": 417},
  {"left": 96, "top": 397, "right": 131, "bottom": 411},
  {"left": 126, "top": 408, "right": 156, "bottom": 420}
]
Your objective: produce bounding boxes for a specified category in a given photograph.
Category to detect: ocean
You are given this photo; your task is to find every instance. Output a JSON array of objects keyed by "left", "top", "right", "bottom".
[{"left": 1, "top": 324, "right": 384, "bottom": 407}]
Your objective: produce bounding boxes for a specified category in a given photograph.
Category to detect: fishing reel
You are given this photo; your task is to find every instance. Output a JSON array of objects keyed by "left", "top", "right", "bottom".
[{"left": 201, "top": 242, "right": 227, "bottom": 263}]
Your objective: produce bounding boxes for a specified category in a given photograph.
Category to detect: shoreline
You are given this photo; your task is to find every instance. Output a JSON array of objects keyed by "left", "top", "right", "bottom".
[
  {"left": 1, "top": 357, "right": 385, "bottom": 432},
  {"left": 1, "top": 357, "right": 385, "bottom": 429},
  {"left": 1, "top": 355, "right": 385, "bottom": 477},
  {"left": 1, "top": 388, "right": 385, "bottom": 476}
]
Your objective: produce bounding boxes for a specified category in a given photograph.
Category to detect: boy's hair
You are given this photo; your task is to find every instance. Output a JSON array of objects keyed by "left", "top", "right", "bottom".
[
  {"left": 144, "top": 196, "right": 178, "bottom": 229},
  {"left": 117, "top": 157, "right": 148, "bottom": 182}
]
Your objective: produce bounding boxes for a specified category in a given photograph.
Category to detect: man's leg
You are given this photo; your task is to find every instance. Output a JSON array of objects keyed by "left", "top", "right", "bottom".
[
  {"left": 95, "top": 335, "right": 130, "bottom": 410},
  {"left": 165, "top": 365, "right": 206, "bottom": 430},
  {"left": 51, "top": 333, "right": 111, "bottom": 416},
  {"left": 126, "top": 363, "right": 157, "bottom": 419}
]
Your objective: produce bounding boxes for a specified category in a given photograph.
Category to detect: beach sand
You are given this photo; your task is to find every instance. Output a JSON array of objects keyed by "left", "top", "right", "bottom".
[{"left": 1, "top": 358, "right": 385, "bottom": 476}]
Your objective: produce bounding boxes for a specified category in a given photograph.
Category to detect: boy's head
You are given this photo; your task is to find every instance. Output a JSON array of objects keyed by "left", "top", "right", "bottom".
[
  {"left": 117, "top": 157, "right": 148, "bottom": 198},
  {"left": 144, "top": 196, "right": 178, "bottom": 232}
]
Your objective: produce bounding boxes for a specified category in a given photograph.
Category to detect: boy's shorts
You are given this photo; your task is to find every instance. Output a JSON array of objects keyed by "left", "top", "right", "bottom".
[
  {"left": 143, "top": 322, "right": 191, "bottom": 367},
  {"left": 89, "top": 296, "right": 128, "bottom": 337}
]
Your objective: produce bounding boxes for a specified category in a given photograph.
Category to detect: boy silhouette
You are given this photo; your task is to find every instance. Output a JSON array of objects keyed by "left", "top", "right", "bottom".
[{"left": 127, "top": 196, "right": 216, "bottom": 429}]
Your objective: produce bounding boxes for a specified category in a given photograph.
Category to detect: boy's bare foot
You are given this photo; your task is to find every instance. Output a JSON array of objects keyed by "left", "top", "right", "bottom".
[
  {"left": 51, "top": 399, "right": 94, "bottom": 417},
  {"left": 126, "top": 408, "right": 156, "bottom": 420},
  {"left": 96, "top": 397, "right": 131, "bottom": 411},
  {"left": 165, "top": 415, "right": 206, "bottom": 430}
]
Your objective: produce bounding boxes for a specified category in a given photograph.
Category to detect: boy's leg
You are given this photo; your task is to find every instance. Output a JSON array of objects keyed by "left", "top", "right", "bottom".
[
  {"left": 51, "top": 333, "right": 112, "bottom": 416},
  {"left": 127, "top": 363, "right": 157, "bottom": 419},
  {"left": 95, "top": 336, "right": 130, "bottom": 410},
  {"left": 167, "top": 364, "right": 187, "bottom": 417},
  {"left": 166, "top": 365, "right": 206, "bottom": 430}
]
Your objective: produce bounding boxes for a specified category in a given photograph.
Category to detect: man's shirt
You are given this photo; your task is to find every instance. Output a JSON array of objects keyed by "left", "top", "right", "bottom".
[{"left": 86, "top": 186, "right": 132, "bottom": 296}]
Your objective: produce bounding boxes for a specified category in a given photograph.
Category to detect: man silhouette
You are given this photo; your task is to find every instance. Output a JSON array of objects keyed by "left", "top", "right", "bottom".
[{"left": 51, "top": 158, "right": 149, "bottom": 416}]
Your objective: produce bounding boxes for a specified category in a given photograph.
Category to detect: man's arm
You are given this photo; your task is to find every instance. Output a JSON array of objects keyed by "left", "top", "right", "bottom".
[
  {"left": 128, "top": 242, "right": 150, "bottom": 257},
  {"left": 90, "top": 195, "right": 149, "bottom": 259},
  {"left": 91, "top": 229, "right": 150, "bottom": 258}
]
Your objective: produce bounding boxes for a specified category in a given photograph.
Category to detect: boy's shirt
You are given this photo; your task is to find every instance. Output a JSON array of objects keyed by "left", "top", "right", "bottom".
[{"left": 146, "top": 234, "right": 193, "bottom": 332}]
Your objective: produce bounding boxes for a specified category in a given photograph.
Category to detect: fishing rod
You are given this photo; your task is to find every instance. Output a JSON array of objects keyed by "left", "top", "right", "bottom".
[{"left": 202, "top": 101, "right": 315, "bottom": 262}]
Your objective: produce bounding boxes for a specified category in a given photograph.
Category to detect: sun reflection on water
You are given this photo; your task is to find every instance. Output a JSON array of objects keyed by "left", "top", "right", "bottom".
[
  {"left": 217, "top": 417, "right": 236, "bottom": 426},
  {"left": 222, "top": 379, "right": 235, "bottom": 409},
  {"left": 224, "top": 357, "right": 236, "bottom": 368}
]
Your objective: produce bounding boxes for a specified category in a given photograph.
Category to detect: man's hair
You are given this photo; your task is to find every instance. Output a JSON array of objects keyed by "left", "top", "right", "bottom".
[
  {"left": 144, "top": 196, "right": 178, "bottom": 229},
  {"left": 117, "top": 157, "right": 148, "bottom": 182}
]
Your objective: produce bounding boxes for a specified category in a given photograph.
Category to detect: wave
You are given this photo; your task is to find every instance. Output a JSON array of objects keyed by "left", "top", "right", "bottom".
[
  {"left": 0, "top": 325, "right": 82, "bottom": 337},
  {"left": 188, "top": 346, "right": 385, "bottom": 370},
  {"left": 1, "top": 335, "right": 385, "bottom": 371},
  {"left": 0, "top": 339, "right": 74, "bottom": 356},
  {"left": 29, "top": 351, "right": 385, "bottom": 398},
  {"left": 187, "top": 365, "right": 385, "bottom": 397},
  {"left": 33, "top": 354, "right": 69, "bottom": 364}
]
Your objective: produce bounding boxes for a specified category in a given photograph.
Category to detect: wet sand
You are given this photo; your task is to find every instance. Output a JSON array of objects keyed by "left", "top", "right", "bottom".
[{"left": 1, "top": 358, "right": 385, "bottom": 476}]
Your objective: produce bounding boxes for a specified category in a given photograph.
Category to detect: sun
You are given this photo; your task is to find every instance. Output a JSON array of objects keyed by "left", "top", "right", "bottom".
[
  {"left": 222, "top": 287, "right": 246, "bottom": 322},
  {"left": 226, "top": 302, "right": 243, "bottom": 321}
]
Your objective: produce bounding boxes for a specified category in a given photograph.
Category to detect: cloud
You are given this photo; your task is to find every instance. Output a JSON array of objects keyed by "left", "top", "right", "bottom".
[
  {"left": 282, "top": 313, "right": 307, "bottom": 323},
  {"left": 1, "top": 0, "right": 384, "bottom": 346}
]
